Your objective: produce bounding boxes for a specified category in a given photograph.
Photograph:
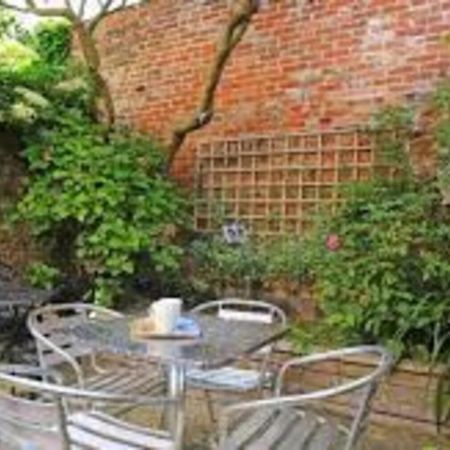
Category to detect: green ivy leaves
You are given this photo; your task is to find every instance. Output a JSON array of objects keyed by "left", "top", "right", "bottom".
[{"left": 17, "top": 114, "right": 187, "bottom": 305}]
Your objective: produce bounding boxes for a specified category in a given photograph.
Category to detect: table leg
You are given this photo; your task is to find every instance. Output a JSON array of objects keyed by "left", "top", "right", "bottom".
[{"left": 168, "top": 363, "right": 186, "bottom": 450}]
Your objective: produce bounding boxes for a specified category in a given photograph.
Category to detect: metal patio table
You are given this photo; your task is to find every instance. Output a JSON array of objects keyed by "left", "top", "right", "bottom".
[{"left": 61, "top": 313, "right": 287, "bottom": 449}]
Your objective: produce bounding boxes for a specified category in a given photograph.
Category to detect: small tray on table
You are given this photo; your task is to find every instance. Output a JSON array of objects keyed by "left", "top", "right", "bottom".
[{"left": 130, "top": 316, "right": 202, "bottom": 340}]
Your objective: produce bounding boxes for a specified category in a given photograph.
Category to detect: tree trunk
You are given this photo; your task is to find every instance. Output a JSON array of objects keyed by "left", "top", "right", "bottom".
[
  {"left": 73, "top": 22, "right": 115, "bottom": 126},
  {"left": 166, "top": 0, "right": 259, "bottom": 171}
]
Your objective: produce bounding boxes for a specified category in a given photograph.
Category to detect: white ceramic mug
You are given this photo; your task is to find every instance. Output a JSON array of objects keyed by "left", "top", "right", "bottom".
[{"left": 149, "top": 298, "right": 182, "bottom": 334}]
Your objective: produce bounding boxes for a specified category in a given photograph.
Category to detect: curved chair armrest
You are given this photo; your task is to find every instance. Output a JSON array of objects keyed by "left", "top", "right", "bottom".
[
  {"left": 222, "top": 361, "right": 386, "bottom": 417},
  {"left": 0, "top": 364, "right": 63, "bottom": 385},
  {"left": 28, "top": 302, "right": 124, "bottom": 320},
  {"left": 0, "top": 365, "right": 177, "bottom": 409},
  {"left": 274, "top": 345, "right": 393, "bottom": 395}
]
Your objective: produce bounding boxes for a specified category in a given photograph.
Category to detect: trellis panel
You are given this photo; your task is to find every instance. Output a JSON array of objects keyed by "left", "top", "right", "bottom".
[{"left": 194, "top": 129, "right": 392, "bottom": 236}]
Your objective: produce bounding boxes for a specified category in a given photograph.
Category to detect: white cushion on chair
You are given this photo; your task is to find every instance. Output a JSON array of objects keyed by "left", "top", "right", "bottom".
[
  {"left": 187, "top": 366, "right": 265, "bottom": 391},
  {"left": 218, "top": 309, "right": 273, "bottom": 324}
]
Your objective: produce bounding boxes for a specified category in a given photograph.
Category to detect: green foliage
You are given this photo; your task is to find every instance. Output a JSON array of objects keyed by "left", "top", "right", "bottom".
[
  {"left": 25, "top": 262, "right": 60, "bottom": 290},
  {"left": 0, "top": 8, "right": 27, "bottom": 41},
  {"left": 0, "top": 16, "right": 77, "bottom": 130},
  {"left": 433, "top": 79, "right": 450, "bottom": 192},
  {"left": 0, "top": 40, "right": 39, "bottom": 73},
  {"left": 291, "top": 100, "right": 450, "bottom": 430},
  {"left": 301, "top": 179, "right": 450, "bottom": 363},
  {"left": 188, "top": 234, "right": 310, "bottom": 299},
  {"left": 265, "top": 237, "right": 307, "bottom": 282},
  {"left": 16, "top": 114, "right": 187, "bottom": 305},
  {"left": 28, "top": 19, "right": 71, "bottom": 66},
  {"left": 0, "top": 13, "right": 187, "bottom": 305},
  {"left": 189, "top": 236, "right": 267, "bottom": 296},
  {"left": 370, "top": 105, "right": 415, "bottom": 177}
]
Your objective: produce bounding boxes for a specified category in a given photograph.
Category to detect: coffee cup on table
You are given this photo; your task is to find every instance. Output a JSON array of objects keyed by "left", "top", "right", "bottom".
[{"left": 149, "top": 298, "right": 182, "bottom": 334}]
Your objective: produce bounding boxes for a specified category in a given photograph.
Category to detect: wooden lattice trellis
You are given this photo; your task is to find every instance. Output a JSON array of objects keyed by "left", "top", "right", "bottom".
[{"left": 194, "top": 129, "right": 393, "bottom": 236}]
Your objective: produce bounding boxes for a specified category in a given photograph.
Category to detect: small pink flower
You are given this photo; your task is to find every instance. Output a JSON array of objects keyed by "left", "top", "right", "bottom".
[{"left": 325, "top": 233, "right": 341, "bottom": 252}]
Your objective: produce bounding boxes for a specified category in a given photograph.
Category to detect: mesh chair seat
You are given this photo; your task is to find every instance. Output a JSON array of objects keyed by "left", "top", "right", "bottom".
[
  {"left": 223, "top": 407, "right": 348, "bottom": 450},
  {"left": 217, "top": 346, "right": 393, "bottom": 450},
  {"left": 83, "top": 366, "right": 164, "bottom": 396},
  {"left": 28, "top": 303, "right": 165, "bottom": 399},
  {"left": 68, "top": 410, "right": 174, "bottom": 450}
]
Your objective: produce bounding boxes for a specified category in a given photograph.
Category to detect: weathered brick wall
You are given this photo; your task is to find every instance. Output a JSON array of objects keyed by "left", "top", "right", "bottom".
[{"left": 95, "top": 0, "right": 450, "bottom": 183}]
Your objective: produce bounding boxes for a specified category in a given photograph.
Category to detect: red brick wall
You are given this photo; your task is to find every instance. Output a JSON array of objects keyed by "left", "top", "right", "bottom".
[{"left": 95, "top": 0, "right": 450, "bottom": 183}]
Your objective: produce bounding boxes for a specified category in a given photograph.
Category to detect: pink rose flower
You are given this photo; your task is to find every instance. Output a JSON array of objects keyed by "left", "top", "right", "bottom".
[{"left": 325, "top": 233, "right": 341, "bottom": 252}]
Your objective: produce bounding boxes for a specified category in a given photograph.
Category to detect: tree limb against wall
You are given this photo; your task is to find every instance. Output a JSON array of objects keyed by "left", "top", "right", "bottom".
[
  {"left": 167, "top": 0, "right": 260, "bottom": 170},
  {"left": 0, "top": 0, "right": 260, "bottom": 164}
]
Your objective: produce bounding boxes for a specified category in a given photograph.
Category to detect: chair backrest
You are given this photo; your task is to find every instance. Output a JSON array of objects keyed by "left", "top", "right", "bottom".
[
  {"left": 193, "top": 299, "right": 287, "bottom": 359},
  {"left": 0, "top": 365, "right": 177, "bottom": 450},
  {"left": 27, "top": 303, "right": 123, "bottom": 385},
  {"left": 192, "top": 298, "right": 287, "bottom": 325},
  {"left": 276, "top": 346, "right": 393, "bottom": 450},
  {"left": 220, "top": 346, "right": 393, "bottom": 450},
  {"left": 0, "top": 365, "right": 66, "bottom": 450}
]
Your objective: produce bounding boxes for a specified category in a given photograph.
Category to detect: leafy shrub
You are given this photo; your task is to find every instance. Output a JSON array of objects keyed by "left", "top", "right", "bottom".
[
  {"left": 304, "top": 179, "right": 450, "bottom": 362},
  {"left": 0, "top": 39, "right": 38, "bottom": 73},
  {"left": 0, "top": 7, "right": 27, "bottom": 41},
  {"left": 0, "top": 15, "right": 186, "bottom": 305},
  {"left": 369, "top": 104, "right": 416, "bottom": 180},
  {"left": 16, "top": 113, "right": 187, "bottom": 304},
  {"left": 265, "top": 237, "right": 308, "bottom": 283},
  {"left": 28, "top": 19, "right": 71, "bottom": 66},
  {"left": 433, "top": 79, "right": 450, "bottom": 194},
  {"left": 0, "top": 17, "right": 75, "bottom": 130},
  {"left": 188, "top": 233, "right": 311, "bottom": 300},
  {"left": 189, "top": 235, "right": 267, "bottom": 297},
  {"left": 25, "top": 262, "right": 60, "bottom": 290}
]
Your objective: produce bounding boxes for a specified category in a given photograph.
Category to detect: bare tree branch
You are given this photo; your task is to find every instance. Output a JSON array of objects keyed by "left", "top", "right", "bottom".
[
  {"left": 78, "top": 0, "right": 89, "bottom": 20},
  {"left": 167, "top": 0, "right": 259, "bottom": 169},
  {"left": 0, "top": 1, "right": 31, "bottom": 14},
  {"left": 25, "top": 0, "right": 73, "bottom": 17},
  {"left": 0, "top": 0, "right": 72, "bottom": 17},
  {"left": 62, "top": 0, "right": 76, "bottom": 18},
  {"left": 88, "top": 0, "right": 116, "bottom": 32}
]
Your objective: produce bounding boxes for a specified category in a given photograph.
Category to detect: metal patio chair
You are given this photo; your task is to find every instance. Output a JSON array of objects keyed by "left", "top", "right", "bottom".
[
  {"left": 186, "top": 299, "right": 287, "bottom": 421},
  {"left": 217, "top": 346, "right": 393, "bottom": 450},
  {"left": 27, "top": 303, "right": 164, "bottom": 397},
  {"left": 0, "top": 364, "right": 178, "bottom": 450}
]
